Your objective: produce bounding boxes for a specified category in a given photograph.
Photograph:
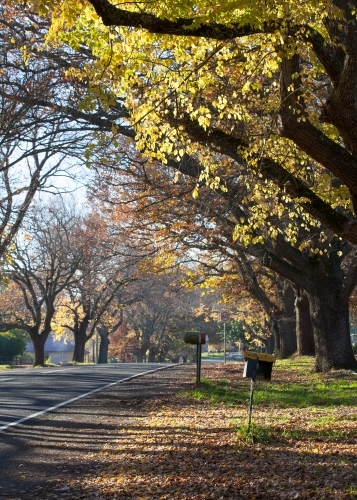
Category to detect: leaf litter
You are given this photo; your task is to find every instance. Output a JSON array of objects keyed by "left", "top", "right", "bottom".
[{"left": 8, "top": 361, "right": 357, "bottom": 499}]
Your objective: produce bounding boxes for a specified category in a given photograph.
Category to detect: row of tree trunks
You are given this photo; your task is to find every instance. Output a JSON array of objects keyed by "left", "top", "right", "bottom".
[
  {"left": 258, "top": 277, "right": 355, "bottom": 373},
  {"left": 99, "top": 283, "right": 353, "bottom": 368},
  {"left": 29, "top": 280, "right": 354, "bottom": 369},
  {"left": 262, "top": 271, "right": 357, "bottom": 372}
]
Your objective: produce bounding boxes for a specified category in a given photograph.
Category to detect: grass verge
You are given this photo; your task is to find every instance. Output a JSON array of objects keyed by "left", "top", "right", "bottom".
[
  {"left": 189, "top": 357, "right": 357, "bottom": 442},
  {"left": 48, "top": 359, "right": 357, "bottom": 500}
]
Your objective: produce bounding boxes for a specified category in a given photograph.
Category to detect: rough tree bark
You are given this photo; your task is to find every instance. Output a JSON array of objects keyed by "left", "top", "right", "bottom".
[
  {"left": 148, "top": 347, "right": 157, "bottom": 362},
  {"left": 278, "top": 280, "right": 297, "bottom": 358},
  {"left": 136, "top": 347, "right": 146, "bottom": 363},
  {"left": 72, "top": 317, "right": 89, "bottom": 363},
  {"left": 29, "top": 330, "right": 51, "bottom": 366},
  {"left": 294, "top": 287, "right": 315, "bottom": 356},
  {"left": 263, "top": 335, "right": 275, "bottom": 354},
  {"left": 97, "top": 328, "right": 110, "bottom": 364},
  {"left": 307, "top": 286, "right": 355, "bottom": 372}
]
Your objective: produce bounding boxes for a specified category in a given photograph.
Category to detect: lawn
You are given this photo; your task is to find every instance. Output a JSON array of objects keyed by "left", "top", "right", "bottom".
[
  {"left": 73, "top": 357, "right": 357, "bottom": 499},
  {"left": 201, "top": 352, "right": 225, "bottom": 358}
]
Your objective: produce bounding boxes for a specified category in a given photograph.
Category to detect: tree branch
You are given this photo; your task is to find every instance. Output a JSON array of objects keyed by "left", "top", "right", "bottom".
[{"left": 87, "top": 0, "right": 278, "bottom": 38}]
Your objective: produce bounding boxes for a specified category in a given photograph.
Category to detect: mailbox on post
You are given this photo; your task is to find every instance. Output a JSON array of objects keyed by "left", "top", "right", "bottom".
[
  {"left": 243, "top": 351, "right": 276, "bottom": 381},
  {"left": 184, "top": 332, "right": 207, "bottom": 345},
  {"left": 243, "top": 351, "right": 276, "bottom": 431},
  {"left": 184, "top": 331, "right": 208, "bottom": 386}
]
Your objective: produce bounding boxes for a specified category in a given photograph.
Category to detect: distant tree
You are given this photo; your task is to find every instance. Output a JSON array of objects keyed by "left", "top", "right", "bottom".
[
  {"left": 0, "top": 201, "right": 86, "bottom": 366},
  {"left": 96, "top": 310, "right": 124, "bottom": 364},
  {"left": 218, "top": 320, "right": 246, "bottom": 346},
  {"left": 107, "top": 320, "right": 136, "bottom": 362},
  {"left": 54, "top": 209, "right": 140, "bottom": 362},
  {"left": 0, "top": 329, "right": 27, "bottom": 359}
]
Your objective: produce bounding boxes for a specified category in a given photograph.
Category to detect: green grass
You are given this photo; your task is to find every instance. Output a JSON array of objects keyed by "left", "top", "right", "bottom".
[
  {"left": 0, "top": 364, "right": 11, "bottom": 370},
  {"left": 253, "top": 378, "right": 356, "bottom": 407},
  {"left": 236, "top": 422, "right": 273, "bottom": 444},
  {"left": 191, "top": 358, "right": 357, "bottom": 409},
  {"left": 189, "top": 378, "right": 249, "bottom": 406},
  {"left": 275, "top": 357, "right": 316, "bottom": 372},
  {"left": 34, "top": 363, "right": 58, "bottom": 368},
  {"left": 348, "top": 485, "right": 357, "bottom": 500},
  {"left": 189, "top": 358, "right": 357, "bottom": 442}
]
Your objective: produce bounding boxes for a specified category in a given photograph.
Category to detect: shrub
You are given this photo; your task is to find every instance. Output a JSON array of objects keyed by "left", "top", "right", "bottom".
[{"left": 0, "top": 329, "right": 27, "bottom": 358}]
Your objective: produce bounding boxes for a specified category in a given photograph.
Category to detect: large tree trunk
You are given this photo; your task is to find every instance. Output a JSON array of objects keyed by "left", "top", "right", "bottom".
[
  {"left": 294, "top": 287, "right": 315, "bottom": 356},
  {"left": 73, "top": 318, "right": 89, "bottom": 363},
  {"left": 308, "top": 290, "right": 356, "bottom": 371},
  {"left": 263, "top": 335, "right": 275, "bottom": 354},
  {"left": 98, "top": 330, "right": 110, "bottom": 364},
  {"left": 303, "top": 255, "right": 357, "bottom": 372},
  {"left": 279, "top": 280, "right": 297, "bottom": 358},
  {"left": 30, "top": 330, "right": 50, "bottom": 366},
  {"left": 270, "top": 319, "right": 281, "bottom": 356},
  {"left": 136, "top": 347, "right": 145, "bottom": 363},
  {"left": 148, "top": 348, "right": 156, "bottom": 362}
]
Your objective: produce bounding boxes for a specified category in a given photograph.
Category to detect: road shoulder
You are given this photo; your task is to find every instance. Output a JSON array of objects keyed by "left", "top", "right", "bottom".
[{"left": 0, "top": 365, "right": 193, "bottom": 499}]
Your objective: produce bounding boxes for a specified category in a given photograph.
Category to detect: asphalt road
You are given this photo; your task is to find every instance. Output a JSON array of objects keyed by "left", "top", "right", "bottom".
[{"left": 0, "top": 363, "right": 172, "bottom": 431}]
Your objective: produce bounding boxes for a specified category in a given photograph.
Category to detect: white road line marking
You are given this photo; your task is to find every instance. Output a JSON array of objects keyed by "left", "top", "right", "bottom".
[
  {"left": 0, "top": 365, "right": 178, "bottom": 432},
  {"left": 0, "top": 378, "right": 13, "bottom": 382},
  {"left": 38, "top": 363, "right": 148, "bottom": 375}
]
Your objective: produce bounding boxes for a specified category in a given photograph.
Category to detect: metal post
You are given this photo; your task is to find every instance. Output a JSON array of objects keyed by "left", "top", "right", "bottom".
[
  {"left": 224, "top": 321, "right": 226, "bottom": 364},
  {"left": 248, "top": 378, "right": 255, "bottom": 431},
  {"left": 248, "top": 359, "right": 259, "bottom": 431},
  {"left": 196, "top": 343, "right": 202, "bottom": 386}
]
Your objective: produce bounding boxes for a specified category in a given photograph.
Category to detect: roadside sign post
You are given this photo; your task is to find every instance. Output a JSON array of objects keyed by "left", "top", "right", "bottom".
[
  {"left": 224, "top": 322, "right": 226, "bottom": 364},
  {"left": 220, "top": 311, "right": 230, "bottom": 364}
]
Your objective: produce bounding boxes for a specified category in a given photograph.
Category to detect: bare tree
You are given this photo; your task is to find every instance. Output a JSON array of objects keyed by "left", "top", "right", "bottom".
[
  {"left": 0, "top": 2, "right": 126, "bottom": 260},
  {"left": 0, "top": 200, "right": 85, "bottom": 365},
  {"left": 55, "top": 210, "right": 141, "bottom": 362},
  {"left": 125, "top": 272, "right": 192, "bottom": 363}
]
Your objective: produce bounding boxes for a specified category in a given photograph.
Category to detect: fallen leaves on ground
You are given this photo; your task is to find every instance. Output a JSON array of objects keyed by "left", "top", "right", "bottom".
[{"left": 39, "top": 362, "right": 357, "bottom": 500}]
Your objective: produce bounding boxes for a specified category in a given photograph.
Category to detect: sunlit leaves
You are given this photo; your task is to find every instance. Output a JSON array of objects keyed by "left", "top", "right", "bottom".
[{"left": 11, "top": 0, "right": 357, "bottom": 251}]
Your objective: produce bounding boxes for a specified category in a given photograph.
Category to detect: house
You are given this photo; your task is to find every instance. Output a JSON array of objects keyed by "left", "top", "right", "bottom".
[{"left": 26, "top": 333, "right": 75, "bottom": 364}]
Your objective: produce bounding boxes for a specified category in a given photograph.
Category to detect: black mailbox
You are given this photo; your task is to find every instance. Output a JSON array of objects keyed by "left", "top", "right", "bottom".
[
  {"left": 243, "top": 351, "right": 275, "bottom": 381},
  {"left": 184, "top": 332, "right": 207, "bottom": 345}
]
